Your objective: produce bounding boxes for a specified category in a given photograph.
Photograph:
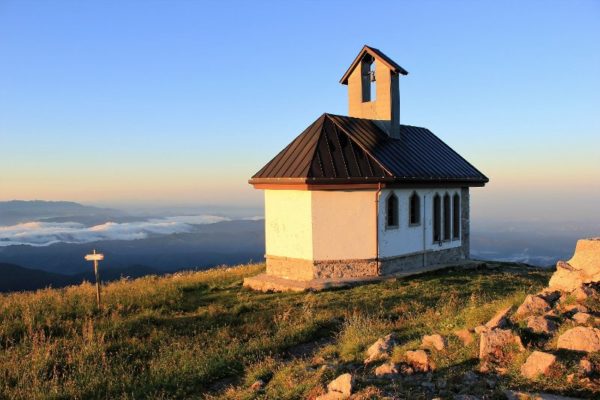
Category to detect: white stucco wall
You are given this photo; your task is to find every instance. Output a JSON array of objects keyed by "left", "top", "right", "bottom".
[
  {"left": 311, "top": 190, "right": 377, "bottom": 260},
  {"left": 264, "top": 190, "right": 313, "bottom": 260},
  {"left": 377, "top": 188, "right": 462, "bottom": 258},
  {"left": 264, "top": 187, "right": 463, "bottom": 262}
]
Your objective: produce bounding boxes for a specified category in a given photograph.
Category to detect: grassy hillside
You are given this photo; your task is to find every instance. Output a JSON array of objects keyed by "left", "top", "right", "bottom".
[{"left": 1, "top": 261, "right": 593, "bottom": 399}]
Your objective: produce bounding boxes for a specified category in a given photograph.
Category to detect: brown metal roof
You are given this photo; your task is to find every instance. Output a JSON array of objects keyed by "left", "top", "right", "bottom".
[
  {"left": 249, "top": 114, "right": 489, "bottom": 186},
  {"left": 340, "top": 45, "right": 409, "bottom": 85}
]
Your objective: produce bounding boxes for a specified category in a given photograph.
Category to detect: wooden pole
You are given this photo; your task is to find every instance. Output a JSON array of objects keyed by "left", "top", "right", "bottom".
[{"left": 93, "top": 252, "right": 102, "bottom": 310}]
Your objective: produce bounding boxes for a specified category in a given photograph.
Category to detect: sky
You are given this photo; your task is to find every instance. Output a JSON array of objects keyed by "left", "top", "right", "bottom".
[{"left": 1, "top": 0, "right": 599, "bottom": 222}]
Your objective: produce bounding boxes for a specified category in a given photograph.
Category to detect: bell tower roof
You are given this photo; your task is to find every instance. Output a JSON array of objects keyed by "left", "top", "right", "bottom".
[{"left": 340, "top": 45, "right": 408, "bottom": 85}]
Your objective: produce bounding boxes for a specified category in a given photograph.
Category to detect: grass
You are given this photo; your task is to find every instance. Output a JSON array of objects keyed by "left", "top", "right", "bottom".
[{"left": 0, "top": 261, "right": 594, "bottom": 399}]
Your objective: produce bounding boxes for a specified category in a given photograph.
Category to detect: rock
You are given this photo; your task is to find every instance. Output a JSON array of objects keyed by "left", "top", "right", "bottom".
[
  {"left": 579, "top": 359, "right": 593, "bottom": 376},
  {"left": 556, "top": 326, "right": 600, "bottom": 352},
  {"left": 549, "top": 238, "right": 600, "bottom": 292},
  {"left": 326, "top": 373, "right": 353, "bottom": 398},
  {"left": 364, "top": 333, "right": 396, "bottom": 363},
  {"left": 516, "top": 295, "right": 551, "bottom": 317},
  {"left": 572, "top": 312, "right": 592, "bottom": 324},
  {"left": 462, "top": 370, "right": 478, "bottom": 384},
  {"left": 526, "top": 316, "right": 558, "bottom": 334},
  {"left": 250, "top": 379, "right": 265, "bottom": 391},
  {"left": 454, "top": 329, "right": 474, "bottom": 345},
  {"left": 485, "top": 306, "right": 511, "bottom": 329},
  {"left": 374, "top": 362, "right": 399, "bottom": 378},
  {"left": 421, "top": 334, "right": 446, "bottom": 351},
  {"left": 538, "top": 289, "right": 561, "bottom": 304},
  {"left": 474, "top": 325, "right": 487, "bottom": 334},
  {"left": 520, "top": 351, "right": 557, "bottom": 379},
  {"left": 562, "top": 303, "right": 589, "bottom": 315},
  {"left": 453, "top": 395, "right": 480, "bottom": 400},
  {"left": 479, "top": 329, "right": 524, "bottom": 361},
  {"left": 405, "top": 349, "right": 435, "bottom": 372},
  {"left": 572, "top": 284, "right": 598, "bottom": 301},
  {"left": 504, "top": 391, "right": 582, "bottom": 400},
  {"left": 316, "top": 392, "right": 346, "bottom": 400}
]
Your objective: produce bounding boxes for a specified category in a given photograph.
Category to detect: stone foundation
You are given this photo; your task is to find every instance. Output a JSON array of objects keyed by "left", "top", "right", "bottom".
[
  {"left": 380, "top": 246, "right": 465, "bottom": 275},
  {"left": 267, "top": 246, "right": 465, "bottom": 281}
]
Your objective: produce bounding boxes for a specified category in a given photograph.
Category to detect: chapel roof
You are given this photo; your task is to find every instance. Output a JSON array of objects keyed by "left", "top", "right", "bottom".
[{"left": 249, "top": 113, "right": 489, "bottom": 186}]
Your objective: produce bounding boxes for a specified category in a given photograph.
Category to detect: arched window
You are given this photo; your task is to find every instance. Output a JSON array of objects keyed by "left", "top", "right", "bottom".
[
  {"left": 443, "top": 193, "right": 451, "bottom": 241},
  {"left": 409, "top": 191, "right": 420, "bottom": 225},
  {"left": 453, "top": 193, "right": 460, "bottom": 240},
  {"left": 433, "top": 193, "right": 441, "bottom": 242},
  {"left": 385, "top": 192, "right": 398, "bottom": 228}
]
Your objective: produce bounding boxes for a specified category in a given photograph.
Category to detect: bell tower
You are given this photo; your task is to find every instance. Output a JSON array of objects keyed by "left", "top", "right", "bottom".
[{"left": 340, "top": 46, "right": 408, "bottom": 139}]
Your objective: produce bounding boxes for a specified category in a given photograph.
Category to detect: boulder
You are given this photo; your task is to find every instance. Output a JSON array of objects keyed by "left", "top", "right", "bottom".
[
  {"left": 562, "top": 303, "right": 589, "bottom": 315},
  {"left": 474, "top": 325, "right": 488, "bottom": 334},
  {"left": 374, "top": 362, "right": 399, "bottom": 378},
  {"left": 526, "top": 316, "right": 558, "bottom": 334},
  {"left": 320, "top": 373, "right": 353, "bottom": 399},
  {"left": 516, "top": 295, "right": 551, "bottom": 317},
  {"left": 421, "top": 334, "right": 446, "bottom": 351},
  {"left": 538, "top": 289, "right": 562, "bottom": 304},
  {"left": 479, "top": 329, "right": 524, "bottom": 361},
  {"left": 520, "top": 351, "right": 557, "bottom": 379},
  {"left": 364, "top": 333, "right": 396, "bottom": 364},
  {"left": 549, "top": 238, "right": 600, "bottom": 292},
  {"left": 579, "top": 359, "right": 593, "bottom": 376},
  {"left": 485, "top": 306, "right": 511, "bottom": 329},
  {"left": 405, "top": 349, "right": 435, "bottom": 372},
  {"left": 572, "top": 284, "right": 598, "bottom": 301},
  {"left": 556, "top": 326, "right": 600, "bottom": 352},
  {"left": 572, "top": 312, "right": 592, "bottom": 325},
  {"left": 454, "top": 329, "right": 474, "bottom": 346},
  {"left": 250, "top": 379, "right": 265, "bottom": 391}
]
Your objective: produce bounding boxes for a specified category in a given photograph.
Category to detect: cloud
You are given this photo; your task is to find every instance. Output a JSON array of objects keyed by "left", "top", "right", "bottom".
[{"left": 0, "top": 215, "right": 230, "bottom": 247}]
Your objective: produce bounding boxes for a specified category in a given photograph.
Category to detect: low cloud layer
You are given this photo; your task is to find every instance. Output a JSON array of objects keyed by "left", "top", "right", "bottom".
[{"left": 0, "top": 215, "right": 231, "bottom": 247}]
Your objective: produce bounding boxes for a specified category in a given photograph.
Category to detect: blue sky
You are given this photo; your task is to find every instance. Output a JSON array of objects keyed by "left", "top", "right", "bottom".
[{"left": 0, "top": 0, "right": 599, "bottom": 221}]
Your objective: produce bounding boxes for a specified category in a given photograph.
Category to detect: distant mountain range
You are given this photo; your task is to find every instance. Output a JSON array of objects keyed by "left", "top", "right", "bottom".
[
  {"left": 0, "top": 200, "right": 123, "bottom": 226},
  {"left": 0, "top": 262, "right": 159, "bottom": 293}
]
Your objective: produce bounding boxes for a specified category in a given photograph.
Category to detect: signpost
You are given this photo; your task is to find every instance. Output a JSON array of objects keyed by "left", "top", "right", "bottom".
[{"left": 84, "top": 249, "right": 104, "bottom": 310}]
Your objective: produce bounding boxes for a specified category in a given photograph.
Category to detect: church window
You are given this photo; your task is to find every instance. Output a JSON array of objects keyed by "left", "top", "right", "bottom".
[
  {"left": 443, "top": 193, "right": 451, "bottom": 241},
  {"left": 386, "top": 192, "right": 398, "bottom": 228},
  {"left": 453, "top": 193, "right": 460, "bottom": 240},
  {"left": 409, "top": 191, "right": 420, "bottom": 225},
  {"left": 433, "top": 193, "right": 441, "bottom": 242}
]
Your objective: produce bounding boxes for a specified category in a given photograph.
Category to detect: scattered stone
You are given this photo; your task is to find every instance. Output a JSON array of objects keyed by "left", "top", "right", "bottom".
[
  {"left": 421, "top": 334, "right": 446, "bottom": 351},
  {"left": 566, "top": 373, "right": 575, "bottom": 383},
  {"left": 516, "top": 295, "right": 551, "bottom": 317},
  {"left": 474, "top": 325, "right": 487, "bottom": 334},
  {"left": 579, "top": 359, "right": 593, "bottom": 376},
  {"left": 563, "top": 303, "right": 589, "bottom": 315},
  {"left": 549, "top": 238, "right": 600, "bottom": 292},
  {"left": 538, "top": 289, "right": 561, "bottom": 304},
  {"left": 479, "top": 329, "right": 524, "bottom": 361},
  {"left": 454, "top": 329, "right": 474, "bottom": 345},
  {"left": 526, "top": 316, "right": 558, "bottom": 334},
  {"left": 364, "top": 333, "right": 396, "bottom": 364},
  {"left": 520, "top": 351, "right": 557, "bottom": 379},
  {"left": 327, "top": 374, "right": 354, "bottom": 399},
  {"left": 573, "top": 285, "right": 597, "bottom": 301},
  {"left": 572, "top": 312, "right": 592, "bottom": 324},
  {"left": 556, "top": 326, "right": 600, "bottom": 352},
  {"left": 485, "top": 306, "right": 511, "bottom": 329},
  {"left": 374, "top": 362, "right": 399, "bottom": 378},
  {"left": 250, "top": 379, "right": 265, "bottom": 391},
  {"left": 405, "top": 350, "right": 435, "bottom": 372}
]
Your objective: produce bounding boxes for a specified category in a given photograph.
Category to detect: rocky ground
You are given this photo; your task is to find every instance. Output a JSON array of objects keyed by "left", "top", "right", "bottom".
[{"left": 313, "top": 239, "right": 600, "bottom": 400}]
